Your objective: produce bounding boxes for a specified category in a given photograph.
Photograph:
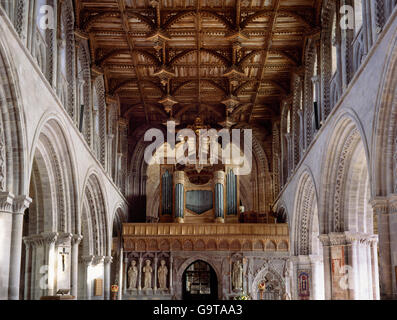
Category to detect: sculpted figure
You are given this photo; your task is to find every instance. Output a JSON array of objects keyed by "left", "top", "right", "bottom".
[
  {"left": 143, "top": 260, "right": 153, "bottom": 289},
  {"left": 232, "top": 260, "right": 243, "bottom": 291},
  {"left": 158, "top": 260, "right": 168, "bottom": 290},
  {"left": 128, "top": 260, "right": 138, "bottom": 290}
]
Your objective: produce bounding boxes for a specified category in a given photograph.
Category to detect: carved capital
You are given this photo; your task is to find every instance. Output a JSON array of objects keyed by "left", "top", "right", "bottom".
[
  {"left": 0, "top": 192, "right": 15, "bottom": 212},
  {"left": 13, "top": 195, "right": 32, "bottom": 214},
  {"left": 42, "top": 232, "right": 59, "bottom": 245},
  {"left": 371, "top": 194, "right": 397, "bottom": 215},
  {"left": 56, "top": 232, "right": 73, "bottom": 246},
  {"left": 93, "top": 255, "right": 105, "bottom": 265},
  {"left": 104, "top": 256, "right": 113, "bottom": 264},
  {"left": 81, "top": 255, "right": 95, "bottom": 266},
  {"left": 71, "top": 234, "right": 83, "bottom": 246}
]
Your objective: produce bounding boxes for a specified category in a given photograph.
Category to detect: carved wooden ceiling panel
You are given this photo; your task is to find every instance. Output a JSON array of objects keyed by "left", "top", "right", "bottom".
[{"left": 76, "top": 0, "right": 321, "bottom": 129}]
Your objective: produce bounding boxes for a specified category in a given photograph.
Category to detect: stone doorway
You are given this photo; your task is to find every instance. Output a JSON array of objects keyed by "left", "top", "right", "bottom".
[{"left": 182, "top": 260, "right": 218, "bottom": 300}]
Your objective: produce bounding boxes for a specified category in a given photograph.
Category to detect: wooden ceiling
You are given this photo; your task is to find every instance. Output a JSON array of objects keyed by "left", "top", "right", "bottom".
[{"left": 76, "top": 0, "right": 321, "bottom": 130}]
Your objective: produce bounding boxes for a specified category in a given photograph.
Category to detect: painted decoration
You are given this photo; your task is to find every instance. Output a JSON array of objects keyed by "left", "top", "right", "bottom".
[{"left": 298, "top": 271, "right": 310, "bottom": 300}]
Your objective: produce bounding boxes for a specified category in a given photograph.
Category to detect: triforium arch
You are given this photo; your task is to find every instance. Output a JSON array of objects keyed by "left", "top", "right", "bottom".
[
  {"left": 22, "top": 117, "right": 78, "bottom": 300},
  {"left": 75, "top": 38, "right": 92, "bottom": 146},
  {"left": 320, "top": 113, "right": 378, "bottom": 300},
  {"left": 371, "top": 29, "right": 397, "bottom": 300},
  {"left": 79, "top": 172, "right": 110, "bottom": 300},
  {"left": 57, "top": 0, "right": 76, "bottom": 116},
  {"left": 320, "top": 0, "right": 340, "bottom": 115},
  {"left": 92, "top": 75, "right": 107, "bottom": 168},
  {"left": 303, "top": 36, "right": 320, "bottom": 147},
  {"left": 291, "top": 169, "right": 324, "bottom": 300}
]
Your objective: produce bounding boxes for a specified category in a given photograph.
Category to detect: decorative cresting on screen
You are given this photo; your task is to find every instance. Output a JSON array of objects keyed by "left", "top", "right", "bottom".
[
  {"left": 226, "top": 169, "right": 238, "bottom": 215},
  {"left": 123, "top": 223, "right": 290, "bottom": 253},
  {"left": 161, "top": 170, "right": 172, "bottom": 216}
]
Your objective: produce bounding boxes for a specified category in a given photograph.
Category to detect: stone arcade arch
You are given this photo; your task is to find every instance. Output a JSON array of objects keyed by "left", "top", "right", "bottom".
[
  {"left": 251, "top": 266, "right": 286, "bottom": 300},
  {"left": 371, "top": 29, "right": 397, "bottom": 299},
  {"left": 78, "top": 173, "right": 110, "bottom": 300},
  {"left": 21, "top": 118, "right": 78, "bottom": 300},
  {"left": 110, "top": 205, "right": 128, "bottom": 300},
  {"left": 320, "top": 114, "right": 379, "bottom": 300},
  {"left": 0, "top": 30, "right": 30, "bottom": 300},
  {"left": 291, "top": 170, "right": 324, "bottom": 300},
  {"left": 177, "top": 257, "right": 221, "bottom": 300}
]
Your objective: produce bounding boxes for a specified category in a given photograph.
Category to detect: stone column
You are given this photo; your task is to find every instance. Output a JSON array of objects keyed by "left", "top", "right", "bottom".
[
  {"left": 117, "top": 248, "right": 123, "bottom": 300},
  {"left": 309, "top": 255, "right": 324, "bottom": 300},
  {"left": 365, "top": 237, "right": 374, "bottom": 300},
  {"left": 345, "top": 233, "right": 360, "bottom": 300},
  {"left": 82, "top": 255, "right": 94, "bottom": 300},
  {"left": 116, "top": 153, "right": 123, "bottom": 187},
  {"left": 23, "top": 238, "right": 32, "bottom": 300},
  {"left": 30, "top": 238, "right": 39, "bottom": 300},
  {"left": 319, "top": 235, "right": 332, "bottom": 300},
  {"left": 104, "top": 256, "right": 112, "bottom": 300},
  {"left": 123, "top": 256, "right": 128, "bottom": 295},
  {"left": 214, "top": 171, "right": 225, "bottom": 223},
  {"left": 154, "top": 254, "right": 158, "bottom": 294},
  {"left": 138, "top": 257, "right": 143, "bottom": 292},
  {"left": 43, "top": 232, "right": 58, "bottom": 297},
  {"left": 284, "top": 133, "right": 292, "bottom": 177},
  {"left": 0, "top": 192, "right": 14, "bottom": 300},
  {"left": 8, "top": 196, "right": 31, "bottom": 300},
  {"left": 173, "top": 171, "right": 185, "bottom": 223},
  {"left": 71, "top": 234, "right": 82, "bottom": 298},
  {"left": 370, "top": 235, "right": 380, "bottom": 300},
  {"left": 371, "top": 196, "right": 397, "bottom": 299},
  {"left": 107, "top": 133, "right": 114, "bottom": 175}
]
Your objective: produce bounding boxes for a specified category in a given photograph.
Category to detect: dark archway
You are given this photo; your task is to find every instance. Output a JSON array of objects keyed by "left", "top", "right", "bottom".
[{"left": 182, "top": 260, "right": 218, "bottom": 300}]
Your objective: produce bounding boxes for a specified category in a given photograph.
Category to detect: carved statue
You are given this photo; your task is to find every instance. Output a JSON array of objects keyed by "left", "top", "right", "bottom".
[
  {"left": 282, "top": 292, "right": 291, "bottom": 300},
  {"left": 284, "top": 260, "right": 291, "bottom": 278},
  {"left": 158, "top": 260, "right": 168, "bottom": 290},
  {"left": 128, "top": 260, "right": 138, "bottom": 290},
  {"left": 143, "top": 260, "right": 153, "bottom": 289},
  {"left": 232, "top": 260, "right": 243, "bottom": 291}
]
